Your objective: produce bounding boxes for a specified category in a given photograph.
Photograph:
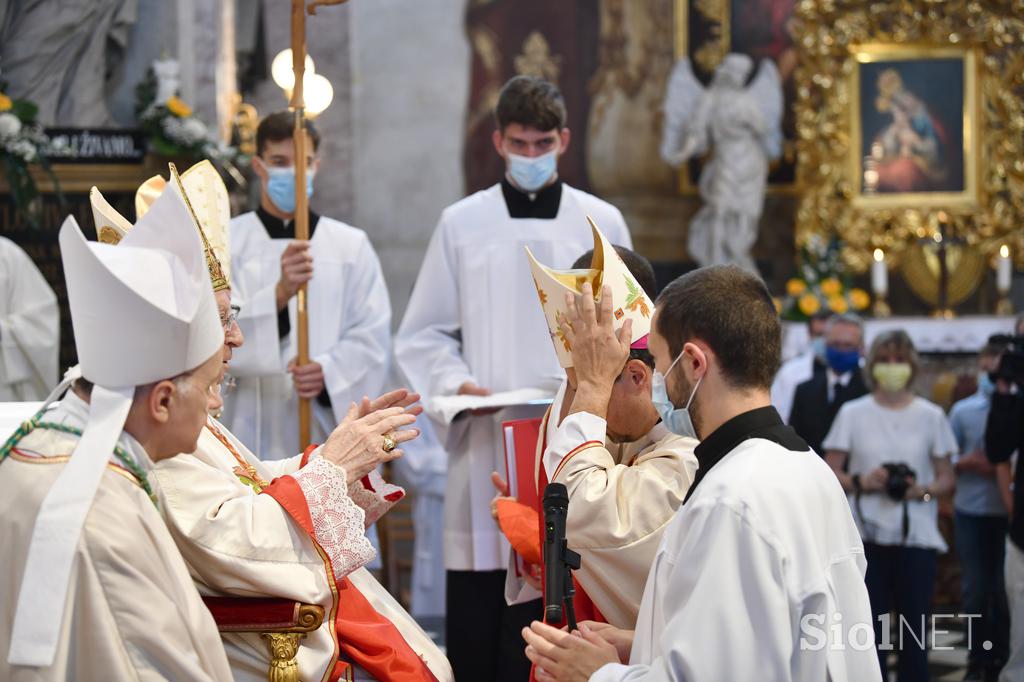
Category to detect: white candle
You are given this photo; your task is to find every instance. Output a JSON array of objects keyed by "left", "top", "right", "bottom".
[
  {"left": 997, "top": 244, "right": 1012, "bottom": 292},
  {"left": 872, "top": 248, "right": 888, "bottom": 296}
]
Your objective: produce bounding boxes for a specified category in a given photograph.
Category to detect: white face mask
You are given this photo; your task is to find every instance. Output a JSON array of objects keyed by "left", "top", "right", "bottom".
[{"left": 650, "top": 350, "right": 701, "bottom": 438}]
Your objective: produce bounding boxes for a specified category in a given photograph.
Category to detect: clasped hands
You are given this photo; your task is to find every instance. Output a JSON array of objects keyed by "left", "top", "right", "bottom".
[
  {"left": 522, "top": 620, "right": 633, "bottom": 682},
  {"left": 318, "top": 389, "right": 422, "bottom": 481}
]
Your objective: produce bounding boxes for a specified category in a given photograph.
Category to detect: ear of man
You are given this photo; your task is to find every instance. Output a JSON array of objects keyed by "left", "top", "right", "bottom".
[{"left": 146, "top": 379, "right": 178, "bottom": 425}]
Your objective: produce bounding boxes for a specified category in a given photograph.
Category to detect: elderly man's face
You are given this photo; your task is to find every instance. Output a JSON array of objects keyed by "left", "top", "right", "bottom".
[{"left": 159, "top": 350, "right": 223, "bottom": 457}]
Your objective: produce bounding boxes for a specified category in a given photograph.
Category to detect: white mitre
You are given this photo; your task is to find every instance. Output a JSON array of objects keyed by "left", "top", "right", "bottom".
[
  {"left": 526, "top": 216, "right": 653, "bottom": 368},
  {"left": 7, "top": 180, "right": 223, "bottom": 667}
]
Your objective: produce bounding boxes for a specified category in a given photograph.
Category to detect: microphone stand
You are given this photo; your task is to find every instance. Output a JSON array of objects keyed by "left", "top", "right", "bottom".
[
  {"left": 565, "top": 540, "right": 581, "bottom": 630},
  {"left": 554, "top": 541, "right": 581, "bottom": 632}
]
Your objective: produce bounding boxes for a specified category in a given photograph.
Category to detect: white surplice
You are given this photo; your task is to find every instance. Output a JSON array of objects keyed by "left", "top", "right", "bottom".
[
  {"left": 0, "top": 237, "right": 59, "bottom": 401},
  {"left": 392, "top": 410, "right": 449, "bottom": 618},
  {"left": 592, "top": 437, "right": 880, "bottom": 682},
  {"left": 395, "top": 183, "right": 631, "bottom": 571},
  {"left": 153, "top": 417, "right": 453, "bottom": 682},
  {"left": 771, "top": 349, "right": 815, "bottom": 423},
  {"left": 542, "top": 412, "right": 698, "bottom": 628},
  {"left": 0, "top": 395, "right": 232, "bottom": 681},
  {"left": 223, "top": 212, "right": 391, "bottom": 459}
]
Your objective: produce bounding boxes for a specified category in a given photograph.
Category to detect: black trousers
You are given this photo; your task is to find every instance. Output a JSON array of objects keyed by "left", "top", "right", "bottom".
[{"left": 446, "top": 570, "right": 541, "bottom": 682}]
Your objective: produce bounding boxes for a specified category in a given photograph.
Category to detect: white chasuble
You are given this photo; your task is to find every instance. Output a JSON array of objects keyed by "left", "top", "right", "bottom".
[
  {"left": 0, "top": 397, "right": 232, "bottom": 681},
  {"left": 153, "top": 418, "right": 453, "bottom": 682},
  {"left": 0, "top": 236, "right": 59, "bottom": 401},
  {"left": 395, "top": 183, "right": 631, "bottom": 571},
  {"left": 224, "top": 212, "right": 391, "bottom": 459}
]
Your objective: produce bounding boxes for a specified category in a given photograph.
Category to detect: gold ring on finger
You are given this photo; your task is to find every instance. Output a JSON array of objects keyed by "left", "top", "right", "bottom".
[{"left": 382, "top": 433, "right": 397, "bottom": 453}]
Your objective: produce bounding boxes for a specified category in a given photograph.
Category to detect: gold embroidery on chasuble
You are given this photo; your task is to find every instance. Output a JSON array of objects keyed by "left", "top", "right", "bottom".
[{"left": 206, "top": 421, "right": 269, "bottom": 491}]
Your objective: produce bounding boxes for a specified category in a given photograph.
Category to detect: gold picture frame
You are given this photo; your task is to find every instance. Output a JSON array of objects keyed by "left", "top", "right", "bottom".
[
  {"left": 793, "top": 1, "right": 1024, "bottom": 272},
  {"left": 850, "top": 44, "right": 979, "bottom": 210}
]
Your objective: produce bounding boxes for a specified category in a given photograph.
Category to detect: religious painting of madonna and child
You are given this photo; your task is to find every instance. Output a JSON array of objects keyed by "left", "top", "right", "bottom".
[{"left": 851, "top": 46, "right": 978, "bottom": 207}]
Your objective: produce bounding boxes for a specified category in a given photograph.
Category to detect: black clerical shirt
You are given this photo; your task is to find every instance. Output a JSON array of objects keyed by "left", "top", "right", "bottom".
[
  {"left": 500, "top": 177, "right": 562, "bottom": 219},
  {"left": 685, "top": 406, "right": 810, "bottom": 503}
]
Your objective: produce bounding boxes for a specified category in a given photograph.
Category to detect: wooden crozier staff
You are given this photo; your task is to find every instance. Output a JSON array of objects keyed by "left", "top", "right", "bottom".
[{"left": 291, "top": 0, "right": 349, "bottom": 450}]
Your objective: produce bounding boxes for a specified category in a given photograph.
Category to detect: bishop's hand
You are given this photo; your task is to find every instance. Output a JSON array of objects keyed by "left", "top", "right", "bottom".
[
  {"left": 559, "top": 283, "right": 632, "bottom": 420},
  {"left": 319, "top": 403, "right": 419, "bottom": 481}
]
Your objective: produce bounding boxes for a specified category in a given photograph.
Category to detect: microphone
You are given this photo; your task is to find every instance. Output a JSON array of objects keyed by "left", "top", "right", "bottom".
[{"left": 543, "top": 482, "right": 577, "bottom": 624}]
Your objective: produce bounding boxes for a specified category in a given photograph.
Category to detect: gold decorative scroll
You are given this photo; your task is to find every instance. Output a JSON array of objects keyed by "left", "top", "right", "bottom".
[{"left": 792, "top": 0, "right": 1024, "bottom": 272}]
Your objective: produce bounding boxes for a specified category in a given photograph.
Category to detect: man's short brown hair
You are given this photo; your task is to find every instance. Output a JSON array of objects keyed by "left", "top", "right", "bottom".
[
  {"left": 654, "top": 265, "right": 781, "bottom": 390},
  {"left": 256, "top": 111, "right": 321, "bottom": 156},
  {"left": 494, "top": 76, "right": 567, "bottom": 132}
]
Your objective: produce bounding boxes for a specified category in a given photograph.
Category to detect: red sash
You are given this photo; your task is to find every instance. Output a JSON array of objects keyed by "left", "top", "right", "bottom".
[{"left": 261, "top": 472, "right": 437, "bottom": 682}]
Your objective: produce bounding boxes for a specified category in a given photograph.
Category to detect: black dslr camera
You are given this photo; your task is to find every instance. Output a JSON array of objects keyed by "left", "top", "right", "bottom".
[
  {"left": 882, "top": 462, "right": 916, "bottom": 501},
  {"left": 989, "top": 334, "right": 1024, "bottom": 388}
]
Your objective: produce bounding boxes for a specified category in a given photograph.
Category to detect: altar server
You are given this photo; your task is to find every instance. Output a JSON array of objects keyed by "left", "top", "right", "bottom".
[
  {"left": 0, "top": 184, "right": 231, "bottom": 680},
  {"left": 0, "top": 236, "right": 59, "bottom": 400},
  {"left": 223, "top": 111, "right": 391, "bottom": 459},
  {"left": 395, "top": 75, "right": 631, "bottom": 680},
  {"left": 522, "top": 265, "right": 879, "bottom": 682}
]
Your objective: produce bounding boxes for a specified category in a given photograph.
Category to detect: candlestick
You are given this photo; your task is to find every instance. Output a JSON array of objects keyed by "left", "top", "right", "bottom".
[
  {"left": 997, "top": 244, "right": 1012, "bottom": 292},
  {"left": 871, "top": 249, "right": 891, "bottom": 317},
  {"left": 996, "top": 244, "right": 1014, "bottom": 315},
  {"left": 871, "top": 249, "right": 888, "bottom": 296}
]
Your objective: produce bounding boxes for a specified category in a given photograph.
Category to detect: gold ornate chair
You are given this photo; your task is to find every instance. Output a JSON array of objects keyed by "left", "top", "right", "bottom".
[{"left": 202, "top": 596, "right": 324, "bottom": 682}]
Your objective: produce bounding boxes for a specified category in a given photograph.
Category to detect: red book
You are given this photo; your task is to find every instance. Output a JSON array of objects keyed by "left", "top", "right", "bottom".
[{"left": 502, "top": 418, "right": 543, "bottom": 576}]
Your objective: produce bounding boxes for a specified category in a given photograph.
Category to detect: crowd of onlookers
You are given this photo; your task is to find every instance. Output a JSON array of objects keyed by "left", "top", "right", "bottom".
[{"left": 776, "top": 312, "right": 1024, "bottom": 682}]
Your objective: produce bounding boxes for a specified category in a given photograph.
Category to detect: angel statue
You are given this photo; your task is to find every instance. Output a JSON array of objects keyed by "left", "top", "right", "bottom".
[{"left": 660, "top": 53, "right": 783, "bottom": 274}]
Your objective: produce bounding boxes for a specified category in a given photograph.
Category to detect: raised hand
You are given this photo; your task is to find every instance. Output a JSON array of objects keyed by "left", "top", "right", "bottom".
[{"left": 320, "top": 403, "right": 420, "bottom": 481}]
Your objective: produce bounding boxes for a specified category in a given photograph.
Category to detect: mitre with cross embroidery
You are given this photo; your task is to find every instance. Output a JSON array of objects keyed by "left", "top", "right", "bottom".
[
  {"left": 90, "top": 160, "right": 232, "bottom": 292},
  {"left": 526, "top": 217, "right": 653, "bottom": 368}
]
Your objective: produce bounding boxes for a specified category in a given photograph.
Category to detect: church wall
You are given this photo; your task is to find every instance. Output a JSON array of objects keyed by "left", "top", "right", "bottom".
[{"left": 349, "top": 0, "right": 471, "bottom": 325}]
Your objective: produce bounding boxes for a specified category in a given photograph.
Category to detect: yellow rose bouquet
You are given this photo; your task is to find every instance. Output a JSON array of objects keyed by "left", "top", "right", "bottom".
[{"left": 779, "top": 235, "right": 871, "bottom": 321}]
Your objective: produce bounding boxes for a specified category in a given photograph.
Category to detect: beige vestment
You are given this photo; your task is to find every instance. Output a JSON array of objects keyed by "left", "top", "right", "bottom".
[
  {"left": 154, "top": 417, "right": 453, "bottom": 682},
  {"left": 0, "top": 396, "right": 232, "bottom": 681},
  {"left": 542, "top": 409, "right": 698, "bottom": 628}
]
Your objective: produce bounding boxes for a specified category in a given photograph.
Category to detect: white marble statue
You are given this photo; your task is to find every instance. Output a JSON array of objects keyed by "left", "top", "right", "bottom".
[
  {"left": 660, "top": 54, "right": 783, "bottom": 274},
  {"left": 152, "top": 56, "right": 181, "bottom": 104}
]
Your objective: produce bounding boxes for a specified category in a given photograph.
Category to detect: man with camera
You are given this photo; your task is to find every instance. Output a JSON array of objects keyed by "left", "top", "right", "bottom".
[{"left": 985, "top": 320, "right": 1024, "bottom": 682}]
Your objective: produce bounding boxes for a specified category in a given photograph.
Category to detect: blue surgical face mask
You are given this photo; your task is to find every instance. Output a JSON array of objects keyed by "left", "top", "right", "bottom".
[
  {"left": 825, "top": 346, "right": 860, "bottom": 375},
  {"left": 978, "top": 372, "right": 996, "bottom": 397},
  {"left": 266, "top": 166, "right": 315, "bottom": 214},
  {"left": 651, "top": 351, "right": 702, "bottom": 438},
  {"left": 507, "top": 150, "right": 557, "bottom": 192},
  {"left": 810, "top": 336, "right": 827, "bottom": 362}
]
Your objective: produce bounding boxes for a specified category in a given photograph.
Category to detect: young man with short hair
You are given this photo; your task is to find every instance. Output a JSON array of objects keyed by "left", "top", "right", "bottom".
[
  {"left": 396, "top": 75, "right": 631, "bottom": 680},
  {"left": 224, "top": 111, "right": 391, "bottom": 460},
  {"left": 522, "top": 265, "right": 878, "bottom": 681}
]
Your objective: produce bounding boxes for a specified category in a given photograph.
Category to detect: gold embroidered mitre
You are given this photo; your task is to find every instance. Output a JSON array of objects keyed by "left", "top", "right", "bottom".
[
  {"left": 89, "top": 188, "right": 134, "bottom": 245},
  {"left": 525, "top": 216, "right": 653, "bottom": 368},
  {"left": 135, "top": 161, "right": 232, "bottom": 292}
]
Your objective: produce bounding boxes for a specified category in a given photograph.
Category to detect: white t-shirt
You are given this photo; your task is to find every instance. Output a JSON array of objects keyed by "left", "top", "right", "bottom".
[{"left": 823, "top": 394, "right": 957, "bottom": 551}]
